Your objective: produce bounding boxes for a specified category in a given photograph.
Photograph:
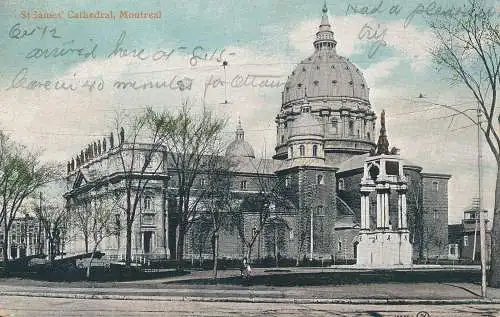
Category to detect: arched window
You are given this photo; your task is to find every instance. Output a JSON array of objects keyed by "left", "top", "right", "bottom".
[
  {"left": 317, "top": 174, "right": 324, "bottom": 185},
  {"left": 312, "top": 144, "right": 318, "bottom": 157},
  {"left": 299, "top": 144, "right": 305, "bottom": 156},
  {"left": 338, "top": 178, "right": 345, "bottom": 190},
  {"left": 349, "top": 120, "right": 354, "bottom": 135},
  {"left": 281, "top": 135, "right": 285, "bottom": 144},
  {"left": 289, "top": 146, "right": 293, "bottom": 158},
  {"left": 433, "top": 181, "right": 439, "bottom": 192}
]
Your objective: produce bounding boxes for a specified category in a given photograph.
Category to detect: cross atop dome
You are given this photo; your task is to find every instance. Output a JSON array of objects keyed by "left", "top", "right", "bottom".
[{"left": 314, "top": 1, "right": 337, "bottom": 51}]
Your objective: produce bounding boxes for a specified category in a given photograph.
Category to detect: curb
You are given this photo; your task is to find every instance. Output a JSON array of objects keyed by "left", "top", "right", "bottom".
[{"left": 0, "top": 291, "right": 498, "bottom": 305}]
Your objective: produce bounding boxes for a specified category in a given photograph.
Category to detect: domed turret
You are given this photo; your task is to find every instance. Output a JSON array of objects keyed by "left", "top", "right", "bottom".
[{"left": 226, "top": 120, "right": 255, "bottom": 159}]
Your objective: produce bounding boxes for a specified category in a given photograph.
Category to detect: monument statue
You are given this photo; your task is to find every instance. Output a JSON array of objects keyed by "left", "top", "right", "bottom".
[
  {"left": 120, "top": 127, "right": 125, "bottom": 144},
  {"left": 110, "top": 132, "right": 114, "bottom": 148},
  {"left": 376, "top": 110, "right": 390, "bottom": 155}
]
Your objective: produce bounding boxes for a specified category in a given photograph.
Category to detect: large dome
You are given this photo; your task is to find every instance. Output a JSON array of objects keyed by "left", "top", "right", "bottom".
[
  {"left": 284, "top": 52, "right": 369, "bottom": 103},
  {"left": 225, "top": 121, "right": 255, "bottom": 159},
  {"left": 283, "top": 4, "right": 369, "bottom": 104}
]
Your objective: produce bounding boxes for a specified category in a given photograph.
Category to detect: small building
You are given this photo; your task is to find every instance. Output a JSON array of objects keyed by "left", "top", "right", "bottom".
[
  {"left": 448, "top": 207, "right": 491, "bottom": 262},
  {"left": 0, "top": 216, "right": 45, "bottom": 260}
]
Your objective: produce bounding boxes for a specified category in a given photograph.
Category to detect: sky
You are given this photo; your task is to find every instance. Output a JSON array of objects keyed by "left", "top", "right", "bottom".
[{"left": 0, "top": 0, "right": 498, "bottom": 224}]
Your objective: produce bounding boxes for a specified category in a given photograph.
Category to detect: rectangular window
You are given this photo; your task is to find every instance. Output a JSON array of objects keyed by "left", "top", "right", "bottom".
[
  {"left": 240, "top": 180, "right": 247, "bottom": 190},
  {"left": 464, "top": 235, "right": 468, "bottom": 247},
  {"left": 349, "top": 120, "right": 354, "bottom": 135},
  {"left": 285, "top": 176, "right": 291, "bottom": 187},
  {"left": 331, "top": 119, "right": 338, "bottom": 134}
]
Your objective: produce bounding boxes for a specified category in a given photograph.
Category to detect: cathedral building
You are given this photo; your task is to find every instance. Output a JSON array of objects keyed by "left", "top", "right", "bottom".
[{"left": 63, "top": 4, "right": 451, "bottom": 263}]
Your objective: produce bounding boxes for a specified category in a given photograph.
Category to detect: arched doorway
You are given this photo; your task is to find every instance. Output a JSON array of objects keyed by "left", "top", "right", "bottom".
[{"left": 353, "top": 241, "right": 359, "bottom": 260}]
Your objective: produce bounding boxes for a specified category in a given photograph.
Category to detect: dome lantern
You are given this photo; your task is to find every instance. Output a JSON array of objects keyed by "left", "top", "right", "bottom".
[{"left": 313, "top": 1, "right": 337, "bottom": 51}]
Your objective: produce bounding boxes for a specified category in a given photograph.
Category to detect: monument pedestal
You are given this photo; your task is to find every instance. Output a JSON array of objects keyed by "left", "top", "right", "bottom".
[{"left": 357, "top": 230, "right": 412, "bottom": 268}]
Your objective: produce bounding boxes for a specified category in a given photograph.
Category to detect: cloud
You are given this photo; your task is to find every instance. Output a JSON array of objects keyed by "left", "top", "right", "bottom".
[
  {"left": 362, "top": 57, "right": 401, "bottom": 84},
  {"left": 0, "top": 44, "right": 290, "bottom": 161},
  {"left": 287, "top": 14, "right": 435, "bottom": 72}
]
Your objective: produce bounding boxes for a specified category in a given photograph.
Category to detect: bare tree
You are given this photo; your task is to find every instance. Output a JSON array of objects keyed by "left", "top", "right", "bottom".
[
  {"left": 0, "top": 131, "right": 58, "bottom": 266},
  {"left": 33, "top": 193, "right": 70, "bottom": 263},
  {"left": 198, "top": 156, "right": 236, "bottom": 279},
  {"left": 72, "top": 196, "right": 120, "bottom": 279},
  {"left": 111, "top": 110, "right": 168, "bottom": 267},
  {"left": 406, "top": 175, "right": 425, "bottom": 261},
  {"left": 149, "top": 103, "right": 227, "bottom": 271},
  {"left": 231, "top": 158, "right": 290, "bottom": 264},
  {"left": 427, "top": 0, "right": 500, "bottom": 285}
]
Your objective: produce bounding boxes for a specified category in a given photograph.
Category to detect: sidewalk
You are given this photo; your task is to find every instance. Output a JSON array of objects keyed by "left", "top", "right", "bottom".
[{"left": 0, "top": 267, "right": 499, "bottom": 304}]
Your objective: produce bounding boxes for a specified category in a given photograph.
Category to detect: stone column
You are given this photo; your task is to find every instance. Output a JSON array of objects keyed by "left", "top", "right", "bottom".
[
  {"left": 401, "top": 192, "right": 407, "bottom": 229},
  {"left": 27, "top": 232, "right": 31, "bottom": 256},
  {"left": 360, "top": 193, "right": 370, "bottom": 230},
  {"left": 141, "top": 232, "right": 144, "bottom": 254},
  {"left": 384, "top": 191, "right": 390, "bottom": 228},
  {"left": 360, "top": 193, "right": 366, "bottom": 230},
  {"left": 376, "top": 192, "right": 382, "bottom": 228},
  {"left": 397, "top": 193, "right": 403, "bottom": 229}
]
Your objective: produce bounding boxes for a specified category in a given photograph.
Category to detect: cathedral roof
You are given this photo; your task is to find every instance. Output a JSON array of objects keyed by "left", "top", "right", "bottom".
[
  {"left": 225, "top": 120, "right": 256, "bottom": 159},
  {"left": 283, "top": 4, "right": 369, "bottom": 104}
]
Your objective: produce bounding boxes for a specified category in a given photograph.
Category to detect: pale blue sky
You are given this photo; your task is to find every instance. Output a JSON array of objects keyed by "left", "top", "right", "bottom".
[{"left": 0, "top": 0, "right": 498, "bottom": 223}]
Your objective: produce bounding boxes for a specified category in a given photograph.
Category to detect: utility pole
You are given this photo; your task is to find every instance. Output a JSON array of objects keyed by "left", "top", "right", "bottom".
[
  {"left": 310, "top": 208, "right": 314, "bottom": 261},
  {"left": 478, "top": 107, "right": 487, "bottom": 298}
]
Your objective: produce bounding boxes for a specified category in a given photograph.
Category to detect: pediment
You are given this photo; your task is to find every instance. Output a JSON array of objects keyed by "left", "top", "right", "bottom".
[{"left": 73, "top": 170, "right": 89, "bottom": 189}]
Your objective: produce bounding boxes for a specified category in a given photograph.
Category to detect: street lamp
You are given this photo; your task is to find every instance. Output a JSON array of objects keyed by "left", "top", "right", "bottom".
[{"left": 416, "top": 94, "right": 487, "bottom": 297}]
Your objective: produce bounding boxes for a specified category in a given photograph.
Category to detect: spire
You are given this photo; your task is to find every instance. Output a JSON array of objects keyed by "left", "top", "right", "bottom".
[
  {"left": 236, "top": 118, "right": 244, "bottom": 141},
  {"left": 314, "top": 1, "right": 337, "bottom": 50},
  {"left": 321, "top": 0, "right": 329, "bottom": 26},
  {"left": 376, "top": 110, "right": 390, "bottom": 155}
]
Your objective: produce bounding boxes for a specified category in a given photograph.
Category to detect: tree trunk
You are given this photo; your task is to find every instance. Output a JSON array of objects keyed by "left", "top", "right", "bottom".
[
  {"left": 125, "top": 223, "right": 132, "bottom": 267},
  {"left": 86, "top": 248, "right": 97, "bottom": 280},
  {"left": 488, "top": 162, "right": 500, "bottom": 286},
  {"left": 84, "top": 237, "right": 89, "bottom": 254},
  {"left": 3, "top": 217, "right": 8, "bottom": 267},
  {"left": 245, "top": 247, "right": 252, "bottom": 264},
  {"left": 212, "top": 233, "right": 219, "bottom": 280},
  {"left": 176, "top": 224, "right": 185, "bottom": 272}
]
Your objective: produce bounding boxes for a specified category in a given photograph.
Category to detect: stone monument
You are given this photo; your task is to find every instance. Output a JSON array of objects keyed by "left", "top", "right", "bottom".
[{"left": 356, "top": 111, "right": 412, "bottom": 267}]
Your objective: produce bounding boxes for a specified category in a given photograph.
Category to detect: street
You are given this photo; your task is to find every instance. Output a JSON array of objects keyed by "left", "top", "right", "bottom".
[{"left": 1, "top": 296, "right": 500, "bottom": 317}]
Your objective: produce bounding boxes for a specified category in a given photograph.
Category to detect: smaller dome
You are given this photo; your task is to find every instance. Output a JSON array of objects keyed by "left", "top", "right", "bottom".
[
  {"left": 225, "top": 121, "right": 255, "bottom": 159},
  {"left": 290, "top": 112, "right": 323, "bottom": 138}
]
